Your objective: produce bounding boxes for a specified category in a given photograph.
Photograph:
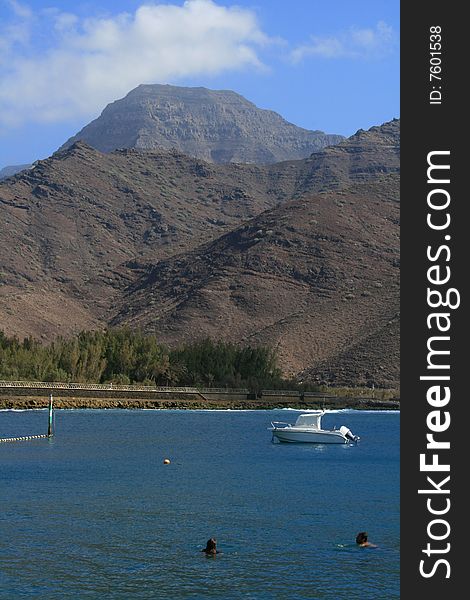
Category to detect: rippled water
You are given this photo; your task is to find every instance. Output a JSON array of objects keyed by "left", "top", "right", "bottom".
[{"left": 0, "top": 409, "right": 399, "bottom": 599}]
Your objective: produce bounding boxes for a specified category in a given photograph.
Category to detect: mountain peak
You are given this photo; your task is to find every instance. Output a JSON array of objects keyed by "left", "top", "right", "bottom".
[
  {"left": 59, "top": 84, "right": 344, "bottom": 163},
  {"left": 351, "top": 118, "right": 400, "bottom": 138},
  {"left": 64, "top": 140, "right": 100, "bottom": 154}
]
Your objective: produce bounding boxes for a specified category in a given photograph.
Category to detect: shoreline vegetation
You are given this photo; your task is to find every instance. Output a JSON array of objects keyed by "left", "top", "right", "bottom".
[{"left": 0, "top": 329, "right": 399, "bottom": 410}]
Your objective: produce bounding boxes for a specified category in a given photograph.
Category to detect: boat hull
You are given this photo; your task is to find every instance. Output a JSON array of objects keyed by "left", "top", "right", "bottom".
[{"left": 271, "top": 428, "right": 349, "bottom": 444}]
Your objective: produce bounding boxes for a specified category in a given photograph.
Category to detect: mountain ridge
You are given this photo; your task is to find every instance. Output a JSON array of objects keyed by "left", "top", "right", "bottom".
[{"left": 0, "top": 163, "right": 32, "bottom": 180}]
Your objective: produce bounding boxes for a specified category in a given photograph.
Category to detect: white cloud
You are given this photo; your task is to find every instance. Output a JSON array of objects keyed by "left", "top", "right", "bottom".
[
  {"left": 290, "top": 21, "right": 395, "bottom": 63},
  {"left": 0, "top": 0, "right": 271, "bottom": 127},
  {"left": 0, "top": 1, "right": 32, "bottom": 65},
  {"left": 7, "top": 0, "right": 32, "bottom": 19}
]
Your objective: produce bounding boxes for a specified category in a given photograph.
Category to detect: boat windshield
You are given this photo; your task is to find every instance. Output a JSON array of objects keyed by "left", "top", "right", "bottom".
[{"left": 294, "top": 412, "right": 324, "bottom": 429}]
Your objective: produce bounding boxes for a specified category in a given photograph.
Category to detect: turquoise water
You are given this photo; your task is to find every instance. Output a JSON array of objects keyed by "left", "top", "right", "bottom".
[{"left": 0, "top": 409, "right": 399, "bottom": 599}]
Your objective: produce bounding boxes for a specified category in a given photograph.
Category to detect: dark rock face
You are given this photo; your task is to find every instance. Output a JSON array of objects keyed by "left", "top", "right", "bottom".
[
  {"left": 0, "top": 120, "right": 399, "bottom": 387},
  {"left": 59, "top": 84, "right": 344, "bottom": 163}
]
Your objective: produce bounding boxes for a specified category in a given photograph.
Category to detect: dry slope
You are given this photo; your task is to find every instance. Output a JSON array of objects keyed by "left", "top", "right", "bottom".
[{"left": 0, "top": 120, "right": 399, "bottom": 386}]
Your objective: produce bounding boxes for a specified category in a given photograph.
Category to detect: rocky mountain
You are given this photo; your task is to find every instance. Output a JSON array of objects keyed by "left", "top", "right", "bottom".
[
  {"left": 59, "top": 84, "right": 344, "bottom": 164},
  {"left": 0, "top": 119, "right": 399, "bottom": 386},
  {"left": 112, "top": 175, "right": 399, "bottom": 387},
  {"left": 0, "top": 143, "right": 285, "bottom": 341}
]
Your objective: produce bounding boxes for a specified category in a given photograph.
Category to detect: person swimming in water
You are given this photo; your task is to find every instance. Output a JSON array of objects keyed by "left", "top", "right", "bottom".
[
  {"left": 356, "top": 531, "right": 377, "bottom": 548},
  {"left": 201, "top": 538, "right": 218, "bottom": 555}
]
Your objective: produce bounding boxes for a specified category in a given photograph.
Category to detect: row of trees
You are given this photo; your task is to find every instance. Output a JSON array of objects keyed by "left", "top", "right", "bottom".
[{"left": 0, "top": 329, "right": 283, "bottom": 390}]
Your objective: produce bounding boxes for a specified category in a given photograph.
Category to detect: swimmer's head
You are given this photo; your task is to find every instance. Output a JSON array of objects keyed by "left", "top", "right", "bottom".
[
  {"left": 204, "top": 538, "right": 217, "bottom": 553},
  {"left": 356, "top": 532, "right": 368, "bottom": 545}
]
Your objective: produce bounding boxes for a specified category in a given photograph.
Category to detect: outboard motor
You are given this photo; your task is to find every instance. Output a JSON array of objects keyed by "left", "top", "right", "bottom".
[{"left": 339, "top": 426, "right": 360, "bottom": 443}]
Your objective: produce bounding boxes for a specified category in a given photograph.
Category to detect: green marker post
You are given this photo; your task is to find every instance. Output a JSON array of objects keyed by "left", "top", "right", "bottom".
[{"left": 47, "top": 394, "right": 54, "bottom": 437}]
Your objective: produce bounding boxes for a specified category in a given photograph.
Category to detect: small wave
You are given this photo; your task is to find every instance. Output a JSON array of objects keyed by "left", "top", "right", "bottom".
[
  {"left": 0, "top": 408, "right": 45, "bottom": 412},
  {"left": 195, "top": 409, "right": 259, "bottom": 413},
  {"left": 336, "top": 409, "right": 400, "bottom": 414},
  {"left": 279, "top": 407, "right": 349, "bottom": 414}
]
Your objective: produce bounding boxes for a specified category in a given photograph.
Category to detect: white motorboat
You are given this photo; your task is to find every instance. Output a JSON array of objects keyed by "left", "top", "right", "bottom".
[{"left": 269, "top": 411, "right": 360, "bottom": 444}]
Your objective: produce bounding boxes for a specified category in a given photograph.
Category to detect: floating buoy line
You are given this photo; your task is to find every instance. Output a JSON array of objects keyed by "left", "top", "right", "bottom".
[
  {"left": 0, "top": 433, "right": 50, "bottom": 443},
  {"left": 0, "top": 394, "right": 54, "bottom": 443}
]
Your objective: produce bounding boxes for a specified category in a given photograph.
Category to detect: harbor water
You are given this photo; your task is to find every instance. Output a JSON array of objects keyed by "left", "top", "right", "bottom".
[{"left": 0, "top": 409, "right": 399, "bottom": 599}]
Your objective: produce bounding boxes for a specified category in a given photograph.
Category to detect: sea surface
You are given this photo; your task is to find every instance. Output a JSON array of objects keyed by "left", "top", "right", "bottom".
[{"left": 0, "top": 409, "right": 399, "bottom": 599}]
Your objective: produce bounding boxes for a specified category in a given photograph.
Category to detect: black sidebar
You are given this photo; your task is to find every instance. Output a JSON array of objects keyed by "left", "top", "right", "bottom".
[{"left": 401, "top": 3, "right": 466, "bottom": 598}]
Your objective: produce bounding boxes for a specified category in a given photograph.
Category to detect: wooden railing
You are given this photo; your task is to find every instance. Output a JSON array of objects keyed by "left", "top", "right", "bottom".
[
  {"left": 0, "top": 380, "right": 249, "bottom": 394},
  {"left": 0, "top": 380, "right": 331, "bottom": 398}
]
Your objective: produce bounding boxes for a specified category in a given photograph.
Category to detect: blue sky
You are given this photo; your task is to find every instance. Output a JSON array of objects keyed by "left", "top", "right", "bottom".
[{"left": 0, "top": 0, "right": 399, "bottom": 168}]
